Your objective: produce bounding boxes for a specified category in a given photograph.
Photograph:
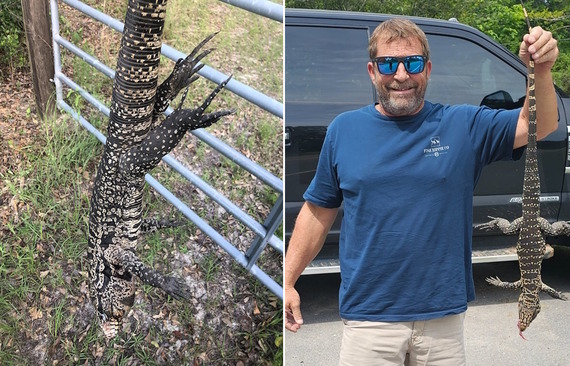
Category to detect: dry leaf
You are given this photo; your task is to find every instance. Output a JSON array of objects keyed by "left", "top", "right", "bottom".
[{"left": 29, "top": 307, "right": 43, "bottom": 320}]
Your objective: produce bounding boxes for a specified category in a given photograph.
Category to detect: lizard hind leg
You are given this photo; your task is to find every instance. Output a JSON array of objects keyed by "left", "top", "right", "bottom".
[
  {"left": 119, "top": 76, "right": 234, "bottom": 177},
  {"left": 152, "top": 31, "right": 220, "bottom": 120},
  {"left": 475, "top": 216, "right": 523, "bottom": 235}
]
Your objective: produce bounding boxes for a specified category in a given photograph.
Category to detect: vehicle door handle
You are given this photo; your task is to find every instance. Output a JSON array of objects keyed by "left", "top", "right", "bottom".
[{"left": 285, "top": 128, "right": 291, "bottom": 147}]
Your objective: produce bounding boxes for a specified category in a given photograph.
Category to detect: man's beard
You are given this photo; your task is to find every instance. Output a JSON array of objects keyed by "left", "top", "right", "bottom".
[{"left": 376, "top": 80, "right": 427, "bottom": 117}]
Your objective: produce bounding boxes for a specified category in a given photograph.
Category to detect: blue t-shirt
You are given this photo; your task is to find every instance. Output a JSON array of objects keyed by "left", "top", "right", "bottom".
[{"left": 304, "top": 101, "right": 521, "bottom": 322}]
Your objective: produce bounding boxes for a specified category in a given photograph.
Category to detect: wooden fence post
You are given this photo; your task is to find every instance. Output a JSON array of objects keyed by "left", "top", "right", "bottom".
[{"left": 21, "top": 0, "right": 55, "bottom": 119}]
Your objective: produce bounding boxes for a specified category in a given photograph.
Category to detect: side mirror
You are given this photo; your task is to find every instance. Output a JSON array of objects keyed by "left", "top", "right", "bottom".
[{"left": 480, "top": 90, "right": 514, "bottom": 109}]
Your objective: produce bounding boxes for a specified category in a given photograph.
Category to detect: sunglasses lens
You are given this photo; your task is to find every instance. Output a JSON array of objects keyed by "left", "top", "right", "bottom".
[
  {"left": 378, "top": 58, "right": 398, "bottom": 75},
  {"left": 376, "top": 56, "right": 425, "bottom": 75},
  {"left": 406, "top": 57, "right": 425, "bottom": 73}
]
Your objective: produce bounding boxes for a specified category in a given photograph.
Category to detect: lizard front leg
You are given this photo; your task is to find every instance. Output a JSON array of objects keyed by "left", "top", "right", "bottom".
[
  {"left": 540, "top": 282, "right": 568, "bottom": 300},
  {"left": 104, "top": 245, "right": 191, "bottom": 300},
  {"left": 140, "top": 217, "right": 185, "bottom": 234},
  {"left": 486, "top": 276, "right": 522, "bottom": 290}
]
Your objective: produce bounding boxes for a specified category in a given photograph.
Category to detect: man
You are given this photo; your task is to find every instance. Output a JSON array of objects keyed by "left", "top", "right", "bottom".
[{"left": 284, "top": 18, "right": 559, "bottom": 365}]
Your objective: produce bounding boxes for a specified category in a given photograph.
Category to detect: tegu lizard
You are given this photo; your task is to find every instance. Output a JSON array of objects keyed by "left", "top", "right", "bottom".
[{"left": 87, "top": 0, "right": 233, "bottom": 339}]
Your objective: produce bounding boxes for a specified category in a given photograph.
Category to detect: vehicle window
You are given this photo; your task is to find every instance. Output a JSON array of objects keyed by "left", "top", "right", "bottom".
[
  {"left": 285, "top": 25, "right": 372, "bottom": 126},
  {"left": 425, "top": 34, "right": 526, "bottom": 109},
  {"left": 285, "top": 25, "right": 371, "bottom": 202}
]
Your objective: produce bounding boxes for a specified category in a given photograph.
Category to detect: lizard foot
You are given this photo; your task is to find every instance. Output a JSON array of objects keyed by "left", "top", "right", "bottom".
[
  {"left": 161, "top": 276, "right": 192, "bottom": 300},
  {"left": 119, "top": 76, "right": 234, "bottom": 177},
  {"left": 153, "top": 32, "right": 219, "bottom": 116}
]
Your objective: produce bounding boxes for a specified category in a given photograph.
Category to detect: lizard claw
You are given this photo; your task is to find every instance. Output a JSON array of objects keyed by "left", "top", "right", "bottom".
[
  {"left": 177, "top": 84, "right": 191, "bottom": 110},
  {"left": 486, "top": 276, "right": 503, "bottom": 286},
  {"left": 474, "top": 216, "right": 499, "bottom": 231}
]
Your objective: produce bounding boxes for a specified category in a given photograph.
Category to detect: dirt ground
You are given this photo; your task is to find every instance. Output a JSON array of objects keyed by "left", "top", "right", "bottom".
[{"left": 0, "top": 70, "right": 37, "bottom": 230}]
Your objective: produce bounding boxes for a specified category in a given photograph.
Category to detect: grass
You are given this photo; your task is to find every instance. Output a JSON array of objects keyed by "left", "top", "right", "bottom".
[
  {"left": 198, "top": 252, "right": 223, "bottom": 281},
  {"left": 0, "top": 112, "right": 100, "bottom": 364},
  {"left": 0, "top": 0, "right": 283, "bottom": 364}
]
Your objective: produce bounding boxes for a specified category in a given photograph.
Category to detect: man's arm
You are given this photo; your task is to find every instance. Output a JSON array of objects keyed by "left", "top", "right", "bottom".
[
  {"left": 284, "top": 201, "right": 339, "bottom": 332},
  {"left": 514, "top": 26, "right": 559, "bottom": 149}
]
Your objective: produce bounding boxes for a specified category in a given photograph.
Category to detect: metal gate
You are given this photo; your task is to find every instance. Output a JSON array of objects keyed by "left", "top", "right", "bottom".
[{"left": 49, "top": 0, "right": 284, "bottom": 299}]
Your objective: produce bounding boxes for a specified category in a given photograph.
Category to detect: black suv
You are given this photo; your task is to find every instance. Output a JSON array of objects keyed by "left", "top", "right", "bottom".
[{"left": 285, "top": 9, "right": 570, "bottom": 274}]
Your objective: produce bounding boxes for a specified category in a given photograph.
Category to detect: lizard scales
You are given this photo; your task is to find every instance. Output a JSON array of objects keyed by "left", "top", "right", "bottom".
[
  {"left": 87, "top": 0, "right": 233, "bottom": 339},
  {"left": 476, "top": 1, "right": 568, "bottom": 339}
]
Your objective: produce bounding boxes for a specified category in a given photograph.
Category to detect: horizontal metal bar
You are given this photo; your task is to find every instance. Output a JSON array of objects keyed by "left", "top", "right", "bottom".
[
  {"left": 56, "top": 36, "right": 115, "bottom": 79},
  {"left": 191, "top": 128, "right": 283, "bottom": 193},
  {"left": 218, "top": 0, "right": 283, "bottom": 23},
  {"left": 249, "top": 264, "right": 283, "bottom": 301},
  {"left": 145, "top": 174, "right": 247, "bottom": 265},
  {"left": 145, "top": 174, "right": 283, "bottom": 299},
  {"left": 162, "top": 155, "right": 283, "bottom": 253},
  {"left": 159, "top": 45, "right": 283, "bottom": 118},
  {"left": 62, "top": 0, "right": 283, "bottom": 119},
  {"left": 63, "top": 0, "right": 124, "bottom": 31},
  {"left": 57, "top": 72, "right": 110, "bottom": 116},
  {"left": 164, "top": 107, "right": 283, "bottom": 193},
  {"left": 56, "top": 99, "right": 107, "bottom": 144}
]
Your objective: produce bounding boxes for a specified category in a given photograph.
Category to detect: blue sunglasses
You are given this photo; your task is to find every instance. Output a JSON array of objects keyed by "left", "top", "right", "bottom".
[{"left": 372, "top": 55, "right": 427, "bottom": 75}]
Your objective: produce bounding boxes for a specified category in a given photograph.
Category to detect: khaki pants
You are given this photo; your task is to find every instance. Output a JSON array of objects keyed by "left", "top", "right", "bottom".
[{"left": 339, "top": 313, "right": 466, "bottom": 366}]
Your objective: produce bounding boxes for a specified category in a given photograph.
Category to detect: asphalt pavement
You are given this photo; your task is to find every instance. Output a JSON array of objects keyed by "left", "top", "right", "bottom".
[{"left": 285, "top": 245, "right": 570, "bottom": 365}]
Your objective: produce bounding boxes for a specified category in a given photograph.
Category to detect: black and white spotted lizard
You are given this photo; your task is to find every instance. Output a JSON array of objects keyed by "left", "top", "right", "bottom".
[
  {"left": 475, "top": 0, "right": 568, "bottom": 339},
  {"left": 87, "top": 0, "right": 233, "bottom": 339}
]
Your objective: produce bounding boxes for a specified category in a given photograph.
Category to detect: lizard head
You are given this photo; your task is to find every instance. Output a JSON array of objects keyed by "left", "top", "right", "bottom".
[
  {"left": 95, "top": 296, "right": 130, "bottom": 341},
  {"left": 517, "top": 295, "right": 541, "bottom": 338},
  {"left": 100, "top": 316, "right": 121, "bottom": 340},
  {"left": 91, "top": 273, "right": 136, "bottom": 340},
  {"left": 96, "top": 292, "right": 133, "bottom": 341}
]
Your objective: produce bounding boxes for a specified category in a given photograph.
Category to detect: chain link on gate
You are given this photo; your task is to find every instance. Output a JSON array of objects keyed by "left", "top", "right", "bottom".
[{"left": 49, "top": 0, "right": 284, "bottom": 299}]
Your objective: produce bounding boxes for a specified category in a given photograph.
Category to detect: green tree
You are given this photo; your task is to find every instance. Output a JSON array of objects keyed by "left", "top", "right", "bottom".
[
  {"left": 0, "top": 0, "right": 26, "bottom": 77},
  {"left": 458, "top": 1, "right": 525, "bottom": 54}
]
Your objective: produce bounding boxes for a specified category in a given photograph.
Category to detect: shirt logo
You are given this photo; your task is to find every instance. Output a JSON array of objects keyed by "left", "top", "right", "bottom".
[
  {"left": 424, "top": 136, "right": 450, "bottom": 158},
  {"left": 431, "top": 136, "right": 440, "bottom": 147}
]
